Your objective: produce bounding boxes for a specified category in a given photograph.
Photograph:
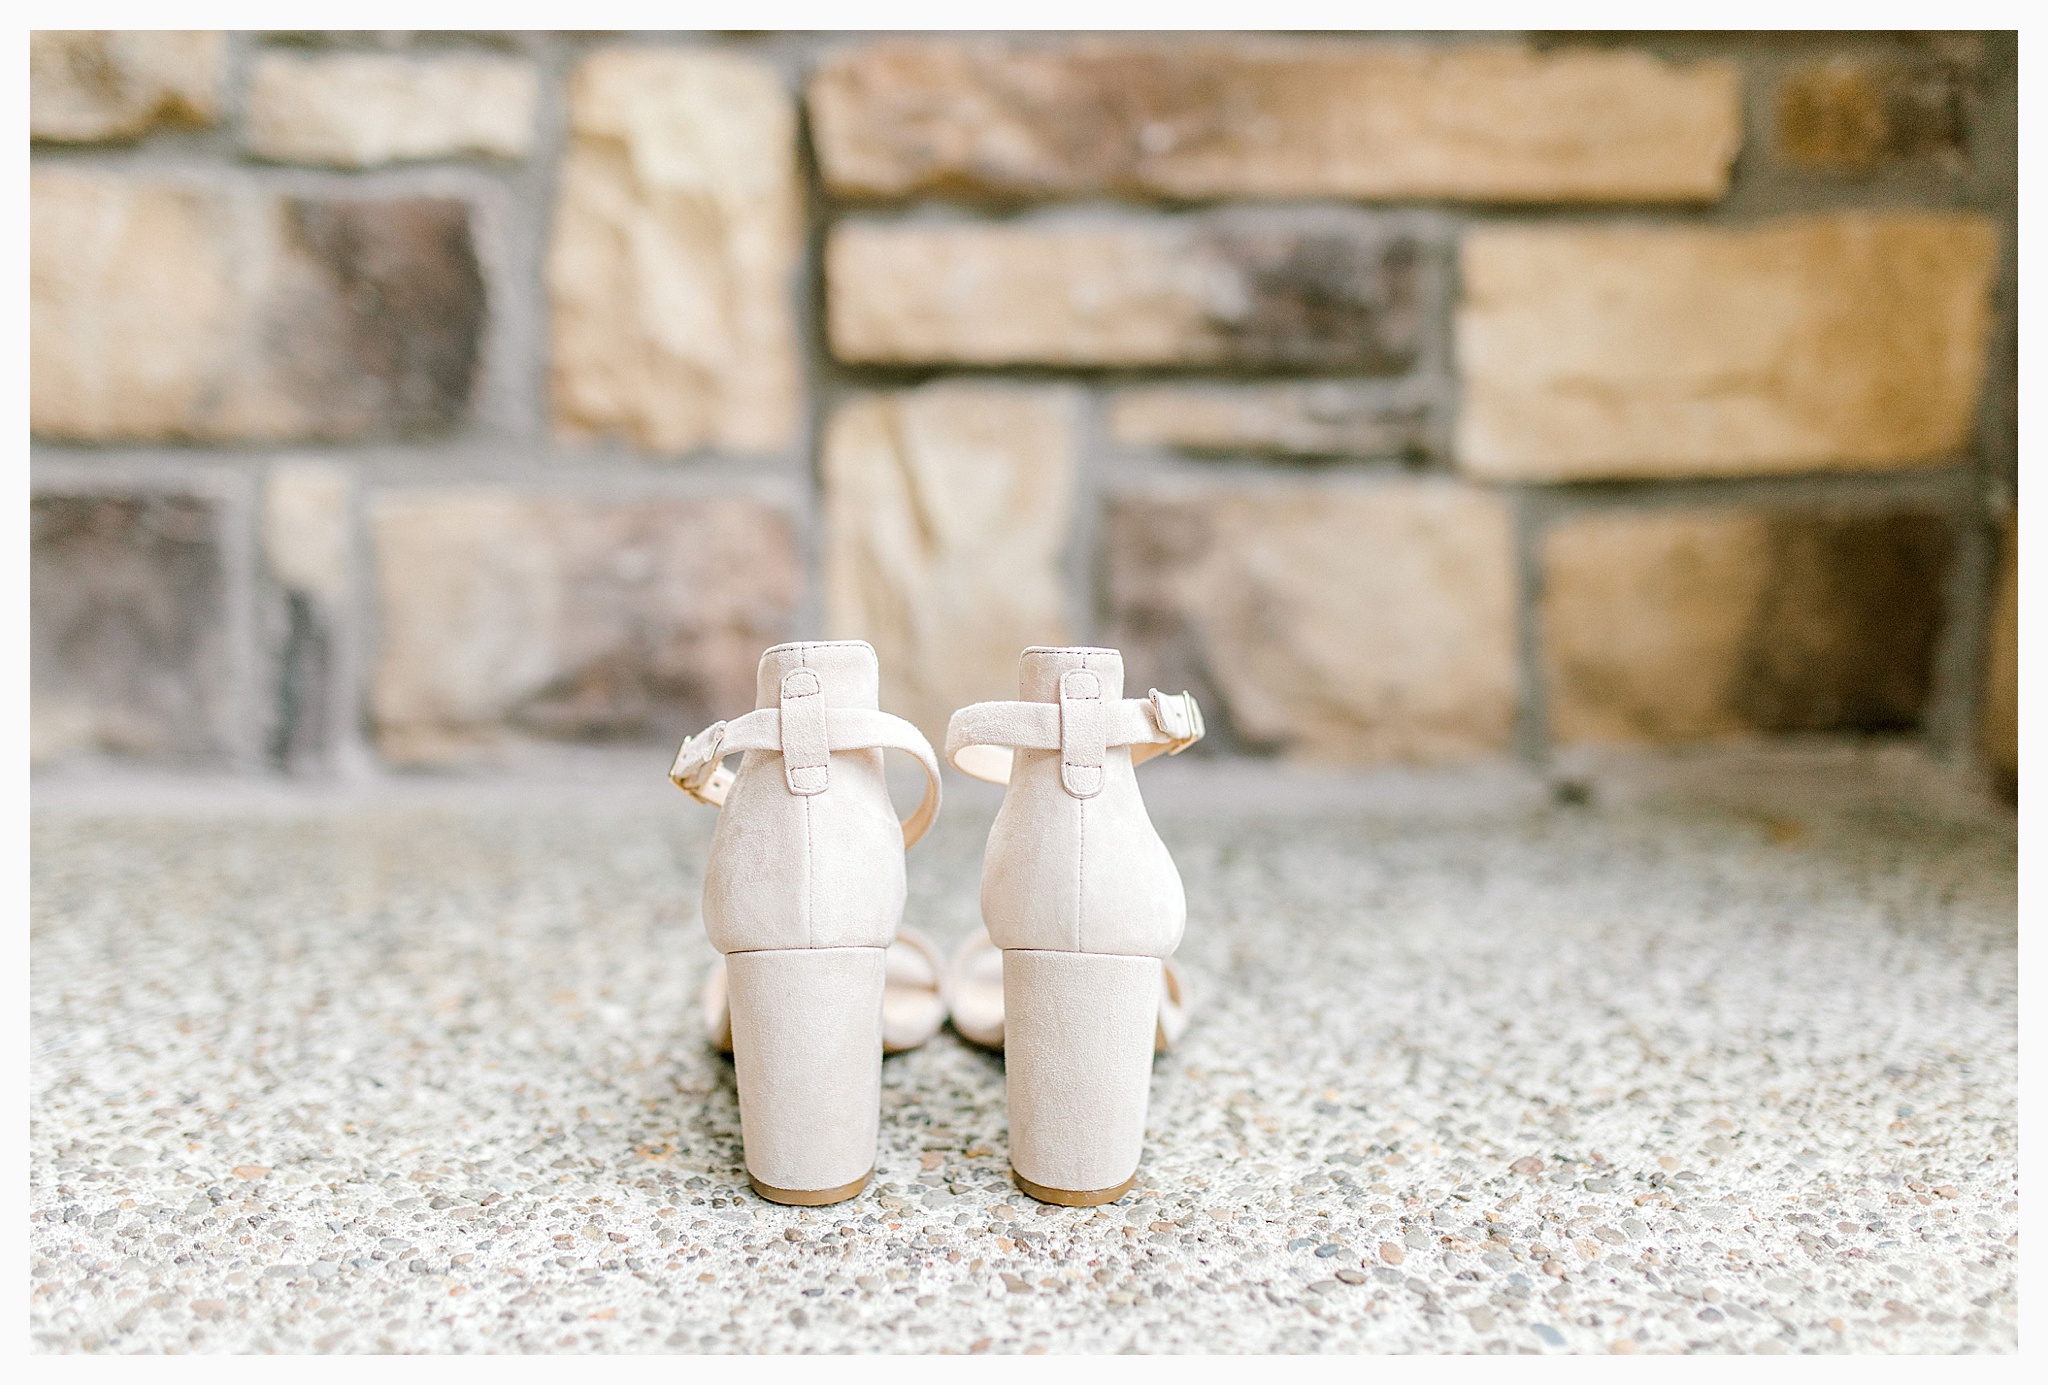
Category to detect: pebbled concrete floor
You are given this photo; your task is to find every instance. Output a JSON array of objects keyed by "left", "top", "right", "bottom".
[{"left": 29, "top": 743, "right": 2017, "bottom": 1353}]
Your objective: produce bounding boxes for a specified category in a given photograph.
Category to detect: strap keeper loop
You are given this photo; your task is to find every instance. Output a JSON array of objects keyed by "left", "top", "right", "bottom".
[
  {"left": 778, "top": 669, "right": 831, "bottom": 795},
  {"left": 1058, "top": 669, "right": 1107, "bottom": 798}
]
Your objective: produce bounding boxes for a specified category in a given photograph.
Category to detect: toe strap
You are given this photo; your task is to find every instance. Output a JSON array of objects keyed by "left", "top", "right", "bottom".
[
  {"left": 942, "top": 927, "right": 1008, "bottom": 1050},
  {"left": 881, "top": 927, "right": 947, "bottom": 1053}
]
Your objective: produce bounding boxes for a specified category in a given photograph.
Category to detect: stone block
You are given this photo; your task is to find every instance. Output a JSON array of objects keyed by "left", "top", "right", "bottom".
[
  {"left": 548, "top": 47, "right": 803, "bottom": 454},
  {"left": 262, "top": 461, "right": 353, "bottom": 607},
  {"left": 1981, "top": 511, "right": 2016, "bottom": 797},
  {"left": 31, "top": 31, "right": 225, "bottom": 142},
  {"left": 1109, "top": 381, "right": 1435, "bottom": 460},
  {"left": 829, "top": 212, "right": 1426, "bottom": 369},
  {"left": 32, "top": 172, "right": 485, "bottom": 443},
  {"left": 369, "top": 489, "right": 800, "bottom": 765},
  {"left": 244, "top": 51, "right": 539, "bottom": 166},
  {"left": 1541, "top": 507, "right": 1952, "bottom": 745},
  {"left": 812, "top": 39, "right": 1739, "bottom": 203},
  {"left": 822, "top": 384, "right": 1077, "bottom": 744},
  {"left": 1103, "top": 479, "right": 1517, "bottom": 763},
  {"left": 32, "top": 491, "right": 234, "bottom": 765},
  {"left": 1776, "top": 56, "right": 1966, "bottom": 174},
  {"left": 1457, "top": 213, "right": 2002, "bottom": 480}
]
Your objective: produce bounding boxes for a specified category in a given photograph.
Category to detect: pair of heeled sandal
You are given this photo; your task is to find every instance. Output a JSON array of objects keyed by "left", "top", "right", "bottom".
[{"left": 674, "top": 641, "right": 1202, "bottom": 1208}]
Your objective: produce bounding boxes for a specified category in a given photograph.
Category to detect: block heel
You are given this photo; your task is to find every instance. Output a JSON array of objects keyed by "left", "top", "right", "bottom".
[
  {"left": 1003, "top": 948, "right": 1163, "bottom": 1205},
  {"left": 725, "top": 945, "right": 886, "bottom": 1204}
]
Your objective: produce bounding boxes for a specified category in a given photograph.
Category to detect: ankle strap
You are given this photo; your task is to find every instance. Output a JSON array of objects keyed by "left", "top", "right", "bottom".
[
  {"left": 944, "top": 688, "right": 1204, "bottom": 789},
  {"left": 668, "top": 706, "right": 943, "bottom": 848}
]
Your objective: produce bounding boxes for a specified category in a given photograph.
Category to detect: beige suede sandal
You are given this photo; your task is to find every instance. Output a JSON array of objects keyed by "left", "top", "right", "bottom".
[
  {"left": 944, "top": 926, "right": 1191, "bottom": 1054},
  {"left": 944, "top": 647, "right": 1204, "bottom": 1206},
  {"left": 670, "top": 640, "right": 942, "bottom": 1206}
]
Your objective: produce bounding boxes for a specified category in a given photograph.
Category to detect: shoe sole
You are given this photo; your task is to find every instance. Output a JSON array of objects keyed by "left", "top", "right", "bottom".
[
  {"left": 1011, "top": 1168, "right": 1136, "bottom": 1207},
  {"left": 750, "top": 1169, "right": 873, "bottom": 1206}
]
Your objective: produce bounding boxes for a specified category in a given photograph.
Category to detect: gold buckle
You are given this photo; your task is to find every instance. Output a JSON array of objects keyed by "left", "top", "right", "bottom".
[
  {"left": 668, "top": 721, "right": 729, "bottom": 804},
  {"left": 1148, "top": 689, "right": 1205, "bottom": 754}
]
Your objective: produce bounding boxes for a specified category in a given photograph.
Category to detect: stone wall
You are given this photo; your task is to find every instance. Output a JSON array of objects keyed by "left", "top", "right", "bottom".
[{"left": 30, "top": 30, "right": 2017, "bottom": 783}]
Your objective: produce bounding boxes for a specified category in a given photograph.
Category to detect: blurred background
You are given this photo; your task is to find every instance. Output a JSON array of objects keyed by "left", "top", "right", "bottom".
[{"left": 29, "top": 29, "right": 2018, "bottom": 797}]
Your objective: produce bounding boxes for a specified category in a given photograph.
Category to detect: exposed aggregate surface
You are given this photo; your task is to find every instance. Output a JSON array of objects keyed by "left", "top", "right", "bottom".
[{"left": 30, "top": 755, "right": 2018, "bottom": 1353}]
